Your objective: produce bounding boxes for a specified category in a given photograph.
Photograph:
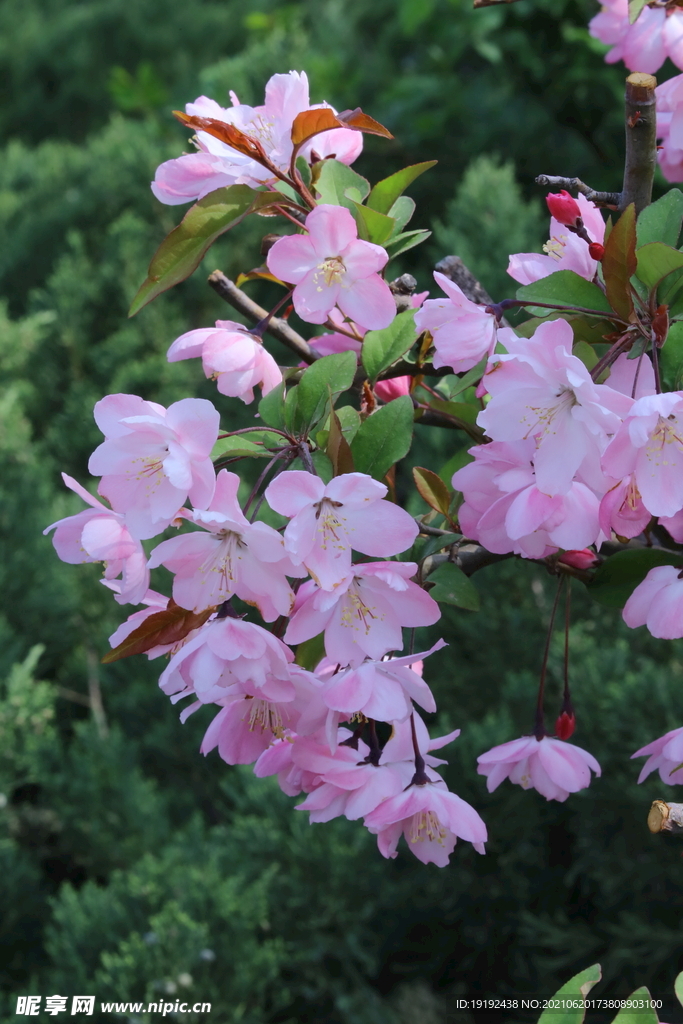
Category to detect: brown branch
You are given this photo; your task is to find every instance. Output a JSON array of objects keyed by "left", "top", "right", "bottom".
[
  {"left": 534, "top": 176, "right": 621, "bottom": 209},
  {"left": 647, "top": 800, "right": 683, "bottom": 835},
  {"left": 435, "top": 255, "right": 496, "bottom": 306},
  {"left": 622, "top": 72, "right": 657, "bottom": 214},
  {"left": 415, "top": 408, "right": 486, "bottom": 441},
  {"left": 208, "top": 270, "right": 318, "bottom": 364}
]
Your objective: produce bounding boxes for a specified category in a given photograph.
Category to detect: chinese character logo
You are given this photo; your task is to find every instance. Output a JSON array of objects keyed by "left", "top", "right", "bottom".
[
  {"left": 71, "top": 997, "right": 95, "bottom": 1016},
  {"left": 16, "top": 996, "right": 41, "bottom": 1016}
]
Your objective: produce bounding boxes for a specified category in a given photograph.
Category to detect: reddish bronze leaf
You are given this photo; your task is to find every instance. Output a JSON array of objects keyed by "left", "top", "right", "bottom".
[
  {"left": 652, "top": 303, "right": 670, "bottom": 346},
  {"left": 337, "top": 108, "right": 394, "bottom": 139},
  {"left": 602, "top": 203, "right": 637, "bottom": 322},
  {"left": 102, "top": 599, "right": 215, "bottom": 663},
  {"left": 326, "top": 405, "right": 355, "bottom": 476},
  {"left": 291, "top": 108, "right": 344, "bottom": 147},
  {"left": 413, "top": 466, "right": 452, "bottom": 518},
  {"left": 173, "top": 111, "right": 269, "bottom": 164}
]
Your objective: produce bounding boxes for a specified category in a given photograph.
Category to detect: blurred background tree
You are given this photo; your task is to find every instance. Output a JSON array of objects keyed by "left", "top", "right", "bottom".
[{"left": 2, "top": 0, "right": 683, "bottom": 1020}]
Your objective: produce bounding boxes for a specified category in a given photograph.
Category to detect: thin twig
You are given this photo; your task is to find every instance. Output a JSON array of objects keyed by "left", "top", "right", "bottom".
[
  {"left": 208, "top": 271, "right": 318, "bottom": 364},
  {"left": 535, "top": 175, "right": 621, "bottom": 208}
]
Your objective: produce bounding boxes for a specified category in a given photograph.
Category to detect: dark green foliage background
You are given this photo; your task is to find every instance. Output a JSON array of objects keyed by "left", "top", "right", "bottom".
[{"left": 2, "top": 0, "right": 683, "bottom": 1020}]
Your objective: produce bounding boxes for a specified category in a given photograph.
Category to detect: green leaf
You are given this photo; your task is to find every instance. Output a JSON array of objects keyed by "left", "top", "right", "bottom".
[
  {"left": 573, "top": 340, "right": 598, "bottom": 370},
  {"left": 419, "top": 532, "right": 461, "bottom": 558},
  {"left": 384, "top": 229, "right": 431, "bottom": 259},
  {"left": 661, "top": 319, "right": 683, "bottom": 390},
  {"left": 350, "top": 396, "right": 414, "bottom": 479},
  {"left": 435, "top": 360, "right": 487, "bottom": 400},
  {"left": 351, "top": 201, "right": 395, "bottom": 245},
  {"left": 283, "top": 382, "right": 300, "bottom": 433},
  {"left": 603, "top": 203, "right": 637, "bottom": 321},
  {"left": 212, "top": 435, "right": 275, "bottom": 459},
  {"left": 629, "top": 0, "right": 647, "bottom": 21},
  {"left": 366, "top": 161, "right": 437, "bottom": 215},
  {"left": 295, "top": 155, "right": 312, "bottom": 188},
  {"left": 362, "top": 310, "right": 417, "bottom": 382},
  {"left": 538, "top": 964, "right": 602, "bottom": 1024},
  {"left": 313, "top": 159, "right": 370, "bottom": 211},
  {"left": 636, "top": 188, "right": 683, "bottom": 247},
  {"left": 427, "top": 397, "right": 479, "bottom": 424},
  {"left": 635, "top": 242, "right": 683, "bottom": 290},
  {"left": 317, "top": 404, "right": 361, "bottom": 448},
  {"left": 387, "top": 196, "right": 415, "bottom": 236},
  {"left": 611, "top": 988, "right": 659, "bottom": 1024},
  {"left": 295, "top": 633, "right": 326, "bottom": 671},
  {"left": 129, "top": 186, "right": 285, "bottom": 315},
  {"left": 516, "top": 270, "right": 614, "bottom": 315},
  {"left": 295, "top": 351, "right": 357, "bottom": 431},
  {"left": 674, "top": 970, "right": 683, "bottom": 1007},
  {"left": 258, "top": 383, "right": 287, "bottom": 430},
  {"left": 426, "top": 562, "right": 479, "bottom": 610},
  {"left": 588, "top": 549, "right": 681, "bottom": 608},
  {"left": 513, "top": 312, "right": 615, "bottom": 346}
]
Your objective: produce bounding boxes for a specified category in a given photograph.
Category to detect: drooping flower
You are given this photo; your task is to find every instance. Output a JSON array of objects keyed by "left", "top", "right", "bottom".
[
  {"left": 284, "top": 562, "right": 441, "bottom": 667},
  {"left": 622, "top": 564, "right": 683, "bottom": 639},
  {"left": 167, "top": 320, "right": 282, "bottom": 403},
  {"left": 508, "top": 193, "right": 605, "bottom": 285},
  {"left": 477, "top": 735, "right": 601, "bottom": 802},
  {"left": 602, "top": 392, "right": 683, "bottom": 518},
  {"left": 479, "top": 319, "right": 631, "bottom": 496},
  {"left": 589, "top": 0, "right": 683, "bottom": 74},
  {"left": 264, "top": 470, "right": 419, "bottom": 590},
  {"left": 631, "top": 726, "right": 683, "bottom": 784},
  {"left": 44, "top": 473, "right": 149, "bottom": 604},
  {"left": 148, "top": 469, "right": 298, "bottom": 620},
  {"left": 452, "top": 439, "right": 603, "bottom": 559},
  {"left": 151, "top": 71, "right": 363, "bottom": 203},
  {"left": 413, "top": 271, "right": 499, "bottom": 374},
  {"left": 266, "top": 205, "right": 396, "bottom": 330},
  {"left": 364, "top": 780, "right": 488, "bottom": 865},
  {"left": 88, "top": 394, "right": 219, "bottom": 539}
]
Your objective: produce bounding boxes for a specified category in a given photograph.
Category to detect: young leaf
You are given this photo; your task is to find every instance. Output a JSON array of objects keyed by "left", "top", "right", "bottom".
[
  {"left": 314, "top": 159, "right": 370, "bottom": 210},
  {"left": 588, "top": 549, "right": 682, "bottom": 608},
  {"left": 129, "top": 186, "right": 286, "bottom": 315},
  {"left": 515, "top": 270, "right": 613, "bottom": 315},
  {"left": 295, "top": 350, "right": 358, "bottom": 431},
  {"left": 102, "top": 601, "right": 215, "bottom": 663},
  {"left": 636, "top": 188, "right": 683, "bottom": 247},
  {"left": 326, "top": 406, "right": 355, "bottom": 476},
  {"left": 425, "top": 562, "right": 479, "bottom": 610},
  {"left": 602, "top": 203, "right": 637, "bottom": 321},
  {"left": 366, "top": 161, "right": 438, "bottom": 215},
  {"left": 351, "top": 201, "right": 395, "bottom": 245},
  {"left": 337, "top": 108, "right": 394, "bottom": 138},
  {"left": 173, "top": 110, "right": 267, "bottom": 162},
  {"left": 350, "top": 395, "right": 414, "bottom": 479},
  {"left": 384, "top": 229, "right": 432, "bottom": 259},
  {"left": 628, "top": 0, "right": 647, "bottom": 21},
  {"left": 291, "top": 107, "right": 346, "bottom": 147},
  {"left": 675, "top": 970, "right": 683, "bottom": 1007},
  {"left": 387, "top": 196, "right": 415, "bottom": 235},
  {"left": 610, "top": 989, "right": 659, "bottom": 1024},
  {"left": 537, "top": 964, "right": 602, "bottom": 1024},
  {"left": 212, "top": 435, "right": 274, "bottom": 460},
  {"left": 362, "top": 310, "right": 417, "bottom": 382},
  {"left": 413, "top": 466, "right": 451, "bottom": 517},
  {"left": 635, "top": 241, "right": 683, "bottom": 290}
]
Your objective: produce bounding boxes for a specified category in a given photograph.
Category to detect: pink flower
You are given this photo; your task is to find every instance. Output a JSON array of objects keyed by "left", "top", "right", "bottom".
[
  {"left": 88, "top": 394, "right": 219, "bottom": 539},
  {"left": 623, "top": 565, "right": 683, "bottom": 638},
  {"left": 631, "top": 726, "right": 683, "bottom": 784},
  {"left": 599, "top": 474, "right": 651, "bottom": 539},
  {"left": 152, "top": 71, "right": 363, "bottom": 203},
  {"left": 659, "top": 508, "right": 683, "bottom": 541},
  {"left": 545, "top": 190, "right": 581, "bottom": 227},
  {"left": 284, "top": 562, "right": 441, "bottom": 667},
  {"left": 452, "top": 439, "right": 603, "bottom": 559},
  {"left": 266, "top": 205, "right": 395, "bottom": 330},
  {"left": 656, "top": 74, "right": 683, "bottom": 182},
  {"left": 254, "top": 736, "right": 317, "bottom": 798},
  {"left": 413, "top": 271, "right": 498, "bottom": 374},
  {"left": 477, "top": 735, "right": 601, "bottom": 802},
  {"left": 167, "top": 320, "right": 282, "bottom": 403},
  {"left": 479, "top": 319, "right": 631, "bottom": 496},
  {"left": 44, "top": 473, "right": 149, "bottom": 604},
  {"left": 265, "top": 470, "right": 419, "bottom": 591},
  {"left": 602, "top": 392, "right": 683, "bottom": 517},
  {"left": 364, "top": 781, "right": 488, "bottom": 865},
  {"left": 148, "top": 469, "right": 298, "bottom": 620},
  {"left": 158, "top": 615, "right": 294, "bottom": 705},
  {"left": 508, "top": 193, "right": 605, "bottom": 285},
  {"left": 589, "top": 0, "right": 683, "bottom": 73}
]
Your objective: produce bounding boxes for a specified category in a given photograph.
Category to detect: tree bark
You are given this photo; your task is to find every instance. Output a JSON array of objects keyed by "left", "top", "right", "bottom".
[{"left": 622, "top": 73, "right": 657, "bottom": 214}]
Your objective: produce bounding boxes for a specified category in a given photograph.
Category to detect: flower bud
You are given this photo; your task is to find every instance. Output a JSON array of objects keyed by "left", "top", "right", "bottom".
[
  {"left": 588, "top": 242, "right": 605, "bottom": 261},
  {"left": 557, "top": 548, "right": 599, "bottom": 571},
  {"left": 555, "top": 711, "right": 576, "bottom": 740},
  {"left": 546, "top": 190, "right": 582, "bottom": 228}
]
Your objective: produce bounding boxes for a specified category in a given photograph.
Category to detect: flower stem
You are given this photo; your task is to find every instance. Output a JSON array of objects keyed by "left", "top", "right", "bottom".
[{"left": 534, "top": 577, "right": 564, "bottom": 741}]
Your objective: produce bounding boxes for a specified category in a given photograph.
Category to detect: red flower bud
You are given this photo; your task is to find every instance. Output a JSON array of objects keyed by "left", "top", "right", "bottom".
[
  {"left": 546, "top": 190, "right": 582, "bottom": 228},
  {"left": 588, "top": 242, "right": 605, "bottom": 261},
  {"left": 555, "top": 711, "right": 576, "bottom": 740},
  {"left": 557, "top": 548, "right": 599, "bottom": 571}
]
